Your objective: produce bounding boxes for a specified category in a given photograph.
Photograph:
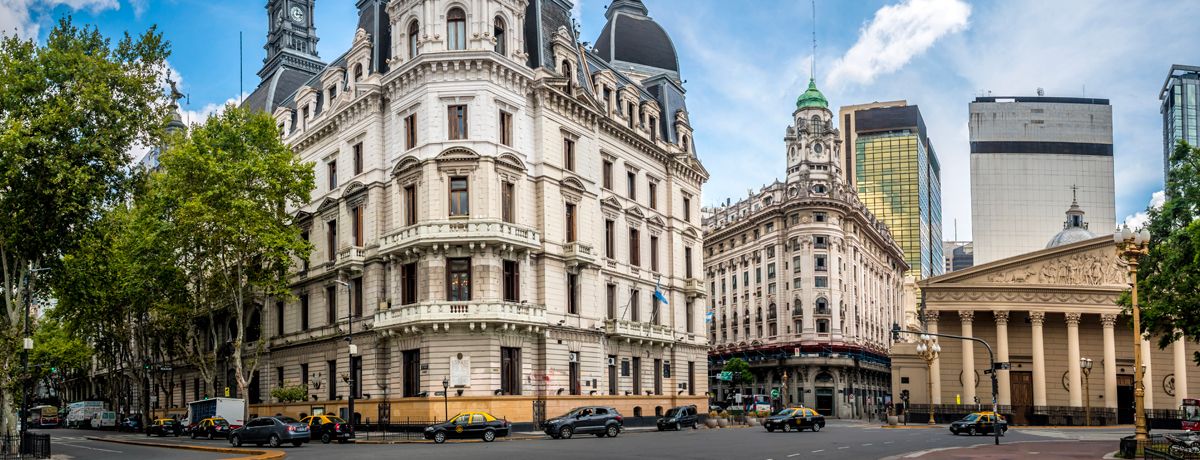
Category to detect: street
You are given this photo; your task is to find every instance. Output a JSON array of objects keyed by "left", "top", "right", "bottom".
[{"left": 36, "top": 421, "right": 1134, "bottom": 460}]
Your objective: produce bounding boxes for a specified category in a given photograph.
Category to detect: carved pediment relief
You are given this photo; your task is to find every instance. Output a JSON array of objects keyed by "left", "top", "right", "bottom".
[
  {"left": 929, "top": 239, "right": 1127, "bottom": 288},
  {"left": 646, "top": 216, "right": 666, "bottom": 228},
  {"left": 682, "top": 227, "right": 700, "bottom": 241},
  {"left": 561, "top": 176, "right": 586, "bottom": 194},
  {"left": 600, "top": 196, "right": 622, "bottom": 211},
  {"left": 342, "top": 181, "right": 367, "bottom": 199},
  {"left": 391, "top": 155, "right": 420, "bottom": 176},
  {"left": 625, "top": 206, "right": 646, "bottom": 221},
  {"left": 497, "top": 153, "right": 526, "bottom": 171},
  {"left": 435, "top": 147, "right": 480, "bottom": 163},
  {"left": 316, "top": 197, "right": 339, "bottom": 214}
]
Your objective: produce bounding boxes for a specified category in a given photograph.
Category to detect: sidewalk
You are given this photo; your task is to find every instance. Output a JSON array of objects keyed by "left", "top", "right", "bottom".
[{"left": 886, "top": 441, "right": 1115, "bottom": 459}]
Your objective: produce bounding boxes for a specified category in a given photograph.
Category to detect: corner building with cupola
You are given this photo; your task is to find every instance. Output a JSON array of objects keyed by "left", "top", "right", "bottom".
[
  {"left": 152, "top": 0, "right": 711, "bottom": 424},
  {"left": 703, "top": 80, "right": 909, "bottom": 418}
]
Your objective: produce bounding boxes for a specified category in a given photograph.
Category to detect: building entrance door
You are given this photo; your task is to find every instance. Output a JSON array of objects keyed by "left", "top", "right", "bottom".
[
  {"left": 1010, "top": 371, "right": 1034, "bottom": 425},
  {"left": 1117, "top": 374, "right": 1134, "bottom": 425},
  {"left": 815, "top": 388, "right": 835, "bottom": 416}
]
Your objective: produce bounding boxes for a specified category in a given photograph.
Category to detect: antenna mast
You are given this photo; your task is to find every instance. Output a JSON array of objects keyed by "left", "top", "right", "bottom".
[{"left": 811, "top": 0, "right": 817, "bottom": 80}]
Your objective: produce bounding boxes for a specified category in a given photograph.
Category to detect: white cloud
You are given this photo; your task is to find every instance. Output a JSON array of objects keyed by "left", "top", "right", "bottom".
[
  {"left": 0, "top": 0, "right": 120, "bottom": 39},
  {"left": 827, "top": 0, "right": 970, "bottom": 88},
  {"left": 1122, "top": 190, "right": 1165, "bottom": 230}
]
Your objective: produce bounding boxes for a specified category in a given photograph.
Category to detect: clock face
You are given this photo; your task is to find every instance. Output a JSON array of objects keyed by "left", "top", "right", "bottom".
[{"left": 290, "top": 6, "right": 305, "bottom": 22}]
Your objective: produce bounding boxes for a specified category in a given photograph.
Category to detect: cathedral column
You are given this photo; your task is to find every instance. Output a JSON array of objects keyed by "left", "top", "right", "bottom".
[
  {"left": 1030, "top": 311, "right": 1048, "bottom": 407},
  {"left": 924, "top": 310, "right": 942, "bottom": 404},
  {"left": 1101, "top": 314, "right": 1118, "bottom": 409},
  {"left": 1176, "top": 331, "right": 1190, "bottom": 407},
  {"left": 1142, "top": 337, "right": 1155, "bottom": 409},
  {"left": 959, "top": 311, "right": 976, "bottom": 404},
  {"left": 994, "top": 311, "right": 1011, "bottom": 406},
  {"left": 1066, "top": 312, "right": 1083, "bottom": 407}
]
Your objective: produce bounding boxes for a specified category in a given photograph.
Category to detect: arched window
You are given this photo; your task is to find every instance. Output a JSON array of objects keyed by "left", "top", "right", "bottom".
[
  {"left": 682, "top": 135, "right": 690, "bottom": 153},
  {"left": 493, "top": 16, "right": 506, "bottom": 55},
  {"left": 561, "top": 60, "right": 573, "bottom": 90},
  {"left": 408, "top": 20, "right": 420, "bottom": 58},
  {"left": 353, "top": 63, "right": 363, "bottom": 80},
  {"left": 810, "top": 115, "right": 821, "bottom": 131},
  {"left": 816, "top": 297, "right": 828, "bottom": 314},
  {"left": 447, "top": 8, "right": 466, "bottom": 50}
]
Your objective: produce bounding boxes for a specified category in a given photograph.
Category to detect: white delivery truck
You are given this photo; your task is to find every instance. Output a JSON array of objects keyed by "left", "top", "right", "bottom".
[
  {"left": 185, "top": 398, "right": 246, "bottom": 431},
  {"left": 65, "top": 401, "right": 105, "bottom": 428}
]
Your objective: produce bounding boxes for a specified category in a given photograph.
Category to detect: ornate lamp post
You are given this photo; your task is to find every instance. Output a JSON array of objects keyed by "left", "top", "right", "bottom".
[
  {"left": 915, "top": 334, "right": 941, "bottom": 425},
  {"left": 1114, "top": 226, "right": 1151, "bottom": 444},
  {"left": 1080, "top": 357, "right": 1093, "bottom": 426},
  {"left": 442, "top": 377, "right": 450, "bottom": 422},
  {"left": 782, "top": 371, "right": 790, "bottom": 407}
]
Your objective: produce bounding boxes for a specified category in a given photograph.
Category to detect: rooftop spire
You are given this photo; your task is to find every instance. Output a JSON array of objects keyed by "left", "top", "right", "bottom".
[{"left": 811, "top": 0, "right": 817, "bottom": 81}]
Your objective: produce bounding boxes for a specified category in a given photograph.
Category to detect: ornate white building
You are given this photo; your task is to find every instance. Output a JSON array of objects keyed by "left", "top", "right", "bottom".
[
  {"left": 703, "top": 80, "right": 908, "bottom": 418},
  {"left": 149, "top": 0, "right": 709, "bottom": 424}
]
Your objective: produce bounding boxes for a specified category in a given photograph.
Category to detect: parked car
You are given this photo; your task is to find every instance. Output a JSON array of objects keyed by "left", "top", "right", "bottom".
[
  {"left": 300, "top": 415, "right": 352, "bottom": 444},
  {"left": 763, "top": 407, "right": 825, "bottom": 432},
  {"left": 229, "top": 416, "right": 309, "bottom": 448},
  {"left": 541, "top": 406, "right": 623, "bottom": 439},
  {"left": 190, "top": 417, "right": 232, "bottom": 440},
  {"left": 118, "top": 416, "right": 142, "bottom": 433},
  {"left": 657, "top": 405, "right": 699, "bottom": 431},
  {"left": 950, "top": 411, "right": 1007, "bottom": 436},
  {"left": 423, "top": 412, "right": 510, "bottom": 444},
  {"left": 146, "top": 418, "right": 182, "bottom": 437}
]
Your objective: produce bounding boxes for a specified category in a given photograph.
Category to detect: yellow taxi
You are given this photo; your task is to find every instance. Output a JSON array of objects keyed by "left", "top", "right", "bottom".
[
  {"left": 950, "top": 411, "right": 1007, "bottom": 436},
  {"left": 763, "top": 406, "right": 825, "bottom": 432},
  {"left": 299, "top": 414, "right": 352, "bottom": 444},
  {"left": 423, "top": 411, "right": 511, "bottom": 443}
]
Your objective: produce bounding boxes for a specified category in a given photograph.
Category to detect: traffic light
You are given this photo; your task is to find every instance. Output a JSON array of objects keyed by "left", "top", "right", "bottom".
[{"left": 891, "top": 323, "right": 901, "bottom": 342}]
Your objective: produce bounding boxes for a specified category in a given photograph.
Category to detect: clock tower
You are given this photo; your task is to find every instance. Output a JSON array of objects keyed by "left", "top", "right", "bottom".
[{"left": 259, "top": 0, "right": 324, "bottom": 81}]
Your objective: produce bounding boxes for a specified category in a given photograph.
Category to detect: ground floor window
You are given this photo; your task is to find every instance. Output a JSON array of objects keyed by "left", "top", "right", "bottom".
[
  {"left": 403, "top": 349, "right": 421, "bottom": 397},
  {"left": 501, "top": 347, "right": 521, "bottom": 395}
]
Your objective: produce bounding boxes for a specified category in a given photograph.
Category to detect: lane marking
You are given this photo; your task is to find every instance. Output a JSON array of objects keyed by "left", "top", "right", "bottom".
[
  {"left": 838, "top": 446, "right": 850, "bottom": 449},
  {"left": 57, "top": 442, "right": 123, "bottom": 454},
  {"left": 884, "top": 441, "right": 894, "bottom": 444},
  {"left": 812, "top": 449, "right": 825, "bottom": 453},
  {"left": 788, "top": 454, "right": 800, "bottom": 458},
  {"left": 863, "top": 443, "right": 874, "bottom": 446}
]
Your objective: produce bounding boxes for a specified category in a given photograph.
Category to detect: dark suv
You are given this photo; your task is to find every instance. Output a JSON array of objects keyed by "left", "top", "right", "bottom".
[
  {"left": 542, "top": 406, "right": 623, "bottom": 439},
  {"left": 229, "top": 416, "right": 310, "bottom": 448},
  {"left": 657, "top": 405, "right": 699, "bottom": 431}
]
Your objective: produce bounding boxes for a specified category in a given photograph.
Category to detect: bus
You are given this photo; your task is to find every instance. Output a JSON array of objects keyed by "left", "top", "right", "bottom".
[{"left": 29, "top": 405, "right": 59, "bottom": 428}]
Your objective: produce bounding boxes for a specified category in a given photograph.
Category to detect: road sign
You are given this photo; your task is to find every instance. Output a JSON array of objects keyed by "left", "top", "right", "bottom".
[
  {"left": 993, "top": 362, "right": 1011, "bottom": 370},
  {"left": 770, "top": 389, "right": 779, "bottom": 398},
  {"left": 159, "top": 366, "right": 173, "bottom": 372},
  {"left": 718, "top": 371, "right": 732, "bottom": 381},
  {"left": 224, "top": 387, "right": 230, "bottom": 397},
  {"left": 434, "top": 391, "right": 447, "bottom": 396}
]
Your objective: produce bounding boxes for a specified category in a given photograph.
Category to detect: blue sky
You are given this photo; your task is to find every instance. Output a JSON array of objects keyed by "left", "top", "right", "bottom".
[{"left": 4, "top": 0, "right": 1196, "bottom": 239}]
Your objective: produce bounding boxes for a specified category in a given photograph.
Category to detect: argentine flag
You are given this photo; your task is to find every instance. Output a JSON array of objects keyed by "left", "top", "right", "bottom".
[
  {"left": 653, "top": 289, "right": 669, "bottom": 305},
  {"left": 705, "top": 311, "right": 714, "bottom": 323}
]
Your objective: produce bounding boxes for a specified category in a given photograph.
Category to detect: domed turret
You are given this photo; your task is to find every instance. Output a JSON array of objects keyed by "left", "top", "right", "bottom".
[
  {"left": 796, "top": 78, "right": 828, "bottom": 110},
  {"left": 1046, "top": 191, "right": 1095, "bottom": 248},
  {"left": 595, "top": 0, "right": 680, "bottom": 81}
]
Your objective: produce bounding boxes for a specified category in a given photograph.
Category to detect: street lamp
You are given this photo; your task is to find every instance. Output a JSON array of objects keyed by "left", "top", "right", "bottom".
[
  {"left": 1080, "top": 357, "right": 1093, "bottom": 426},
  {"left": 442, "top": 377, "right": 450, "bottom": 422},
  {"left": 1115, "top": 226, "right": 1151, "bottom": 445},
  {"left": 781, "top": 371, "right": 790, "bottom": 407},
  {"left": 915, "top": 334, "right": 941, "bottom": 425},
  {"left": 333, "top": 279, "right": 356, "bottom": 438}
]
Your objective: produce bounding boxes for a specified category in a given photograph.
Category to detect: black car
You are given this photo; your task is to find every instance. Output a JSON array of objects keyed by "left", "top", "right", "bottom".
[
  {"left": 229, "top": 416, "right": 310, "bottom": 448},
  {"left": 763, "top": 407, "right": 826, "bottom": 432},
  {"left": 949, "top": 412, "right": 1007, "bottom": 436},
  {"left": 190, "top": 417, "right": 232, "bottom": 440},
  {"left": 146, "top": 419, "right": 182, "bottom": 437},
  {"left": 656, "top": 405, "right": 699, "bottom": 431},
  {"left": 541, "top": 406, "right": 623, "bottom": 439},
  {"left": 118, "top": 416, "right": 142, "bottom": 433},
  {"left": 300, "top": 415, "right": 352, "bottom": 444},
  {"left": 423, "top": 412, "right": 511, "bottom": 444}
]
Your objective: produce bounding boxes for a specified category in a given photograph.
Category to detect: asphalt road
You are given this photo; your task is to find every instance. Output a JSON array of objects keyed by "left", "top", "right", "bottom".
[{"left": 34, "top": 421, "right": 1132, "bottom": 460}]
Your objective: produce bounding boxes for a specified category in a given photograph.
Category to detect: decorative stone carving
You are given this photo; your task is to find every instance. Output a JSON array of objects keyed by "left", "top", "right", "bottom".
[
  {"left": 980, "top": 249, "right": 1129, "bottom": 287},
  {"left": 1100, "top": 314, "right": 1118, "bottom": 328},
  {"left": 993, "top": 310, "right": 1009, "bottom": 326},
  {"left": 1064, "top": 312, "right": 1082, "bottom": 326},
  {"left": 958, "top": 310, "right": 975, "bottom": 324},
  {"left": 1029, "top": 311, "right": 1046, "bottom": 326}
]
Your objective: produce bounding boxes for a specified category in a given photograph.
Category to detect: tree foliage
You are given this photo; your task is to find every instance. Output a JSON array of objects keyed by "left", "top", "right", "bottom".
[
  {"left": 149, "top": 105, "right": 314, "bottom": 420},
  {"left": 270, "top": 384, "right": 309, "bottom": 403},
  {"left": 1132, "top": 141, "right": 1200, "bottom": 365},
  {"left": 0, "top": 17, "right": 169, "bottom": 434}
]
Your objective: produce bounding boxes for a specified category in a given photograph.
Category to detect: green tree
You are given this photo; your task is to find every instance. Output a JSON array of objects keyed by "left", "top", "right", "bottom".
[
  {"left": 151, "top": 105, "right": 314, "bottom": 421},
  {"left": 722, "top": 357, "right": 755, "bottom": 386},
  {"left": 0, "top": 18, "right": 169, "bottom": 434},
  {"left": 1132, "top": 141, "right": 1200, "bottom": 365},
  {"left": 29, "top": 316, "right": 93, "bottom": 404}
]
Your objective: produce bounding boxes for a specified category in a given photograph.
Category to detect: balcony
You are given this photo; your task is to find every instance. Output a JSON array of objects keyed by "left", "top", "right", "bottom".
[
  {"left": 563, "top": 242, "right": 598, "bottom": 270},
  {"left": 604, "top": 318, "right": 675, "bottom": 344},
  {"left": 373, "top": 301, "right": 547, "bottom": 334},
  {"left": 380, "top": 220, "right": 541, "bottom": 256},
  {"left": 335, "top": 246, "right": 365, "bottom": 272},
  {"left": 683, "top": 278, "right": 706, "bottom": 300}
]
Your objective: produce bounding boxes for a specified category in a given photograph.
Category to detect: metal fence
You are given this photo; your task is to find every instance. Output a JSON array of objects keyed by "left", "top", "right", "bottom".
[
  {"left": 0, "top": 434, "right": 51, "bottom": 460},
  {"left": 1142, "top": 434, "right": 1200, "bottom": 460},
  {"left": 350, "top": 419, "right": 443, "bottom": 441}
]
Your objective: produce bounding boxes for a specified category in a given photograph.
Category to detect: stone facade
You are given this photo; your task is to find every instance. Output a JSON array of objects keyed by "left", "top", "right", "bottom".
[
  {"left": 703, "top": 81, "right": 908, "bottom": 419},
  {"left": 144, "top": 0, "right": 709, "bottom": 424}
]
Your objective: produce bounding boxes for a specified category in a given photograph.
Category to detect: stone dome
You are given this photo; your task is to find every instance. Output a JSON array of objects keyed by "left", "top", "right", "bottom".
[
  {"left": 796, "top": 78, "right": 829, "bottom": 110},
  {"left": 1046, "top": 193, "right": 1095, "bottom": 248}
]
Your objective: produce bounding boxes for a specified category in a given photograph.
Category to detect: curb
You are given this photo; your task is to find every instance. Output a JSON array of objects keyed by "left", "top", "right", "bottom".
[
  {"left": 354, "top": 427, "right": 675, "bottom": 444},
  {"left": 880, "top": 425, "right": 943, "bottom": 429},
  {"left": 86, "top": 436, "right": 285, "bottom": 460}
]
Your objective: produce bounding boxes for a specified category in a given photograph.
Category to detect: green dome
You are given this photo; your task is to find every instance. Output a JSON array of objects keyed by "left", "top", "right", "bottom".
[{"left": 796, "top": 78, "right": 828, "bottom": 110}]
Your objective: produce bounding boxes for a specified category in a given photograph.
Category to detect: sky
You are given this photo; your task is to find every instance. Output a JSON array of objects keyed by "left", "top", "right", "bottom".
[{"left": 3, "top": 0, "right": 1196, "bottom": 240}]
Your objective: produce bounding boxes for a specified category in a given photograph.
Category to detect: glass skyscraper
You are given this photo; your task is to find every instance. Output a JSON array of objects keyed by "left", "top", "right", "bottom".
[
  {"left": 1162, "top": 65, "right": 1200, "bottom": 177},
  {"left": 848, "top": 105, "right": 943, "bottom": 278}
]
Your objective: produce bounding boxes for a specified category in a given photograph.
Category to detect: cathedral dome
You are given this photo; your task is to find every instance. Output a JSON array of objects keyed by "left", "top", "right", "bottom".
[
  {"left": 1046, "top": 194, "right": 1095, "bottom": 248},
  {"left": 796, "top": 78, "right": 828, "bottom": 110},
  {"left": 595, "top": 0, "right": 679, "bottom": 74}
]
